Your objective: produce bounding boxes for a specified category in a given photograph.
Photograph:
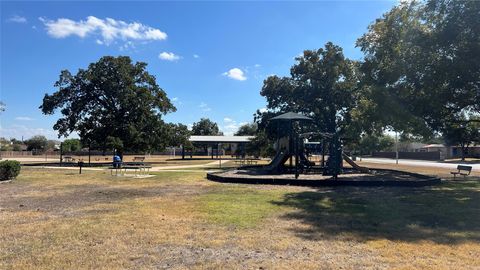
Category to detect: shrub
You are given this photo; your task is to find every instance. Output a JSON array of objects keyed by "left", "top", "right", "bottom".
[{"left": 0, "top": 160, "right": 21, "bottom": 181}]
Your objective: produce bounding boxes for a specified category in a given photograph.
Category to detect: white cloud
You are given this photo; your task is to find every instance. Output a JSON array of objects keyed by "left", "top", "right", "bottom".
[
  {"left": 7, "top": 15, "right": 27, "bottom": 23},
  {"left": 222, "top": 68, "right": 247, "bottom": 81},
  {"left": 220, "top": 121, "right": 243, "bottom": 136},
  {"left": 159, "top": 52, "right": 181, "bottom": 61},
  {"left": 259, "top": 108, "right": 268, "bottom": 113},
  {"left": 15, "top": 116, "right": 34, "bottom": 121},
  {"left": 119, "top": 41, "right": 135, "bottom": 51},
  {"left": 193, "top": 54, "right": 200, "bottom": 59},
  {"left": 254, "top": 64, "right": 261, "bottom": 68},
  {"left": 219, "top": 118, "right": 250, "bottom": 136},
  {"left": 199, "top": 102, "right": 211, "bottom": 112},
  {"left": 39, "top": 16, "right": 167, "bottom": 45}
]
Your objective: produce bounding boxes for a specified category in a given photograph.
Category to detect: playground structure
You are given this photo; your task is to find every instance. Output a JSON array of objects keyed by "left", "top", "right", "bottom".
[
  {"left": 207, "top": 112, "right": 440, "bottom": 186},
  {"left": 261, "top": 112, "right": 367, "bottom": 179}
]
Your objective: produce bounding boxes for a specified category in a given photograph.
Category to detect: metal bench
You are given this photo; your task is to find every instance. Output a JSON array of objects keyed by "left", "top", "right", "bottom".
[
  {"left": 246, "top": 159, "right": 258, "bottom": 165},
  {"left": 234, "top": 160, "right": 246, "bottom": 165},
  {"left": 451, "top": 165, "right": 472, "bottom": 179}
]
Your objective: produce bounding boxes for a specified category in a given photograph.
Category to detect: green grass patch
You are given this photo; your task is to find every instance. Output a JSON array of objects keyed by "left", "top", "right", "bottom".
[{"left": 197, "top": 185, "right": 285, "bottom": 228}]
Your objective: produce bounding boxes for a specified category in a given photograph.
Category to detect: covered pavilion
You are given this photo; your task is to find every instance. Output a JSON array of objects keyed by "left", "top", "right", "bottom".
[{"left": 182, "top": 135, "right": 253, "bottom": 159}]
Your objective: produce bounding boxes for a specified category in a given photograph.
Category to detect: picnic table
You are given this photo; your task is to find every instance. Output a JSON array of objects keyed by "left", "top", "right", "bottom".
[
  {"left": 63, "top": 156, "right": 74, "bottom": 162},
  {"left": 110, "top": 162, "right": 152, "bottom": 177},
  {"left": 133, "top": 156, "right": 145, "bottom": 162},
  {"left": 234, "top": 158, "right": 259, "bottom": 166}
]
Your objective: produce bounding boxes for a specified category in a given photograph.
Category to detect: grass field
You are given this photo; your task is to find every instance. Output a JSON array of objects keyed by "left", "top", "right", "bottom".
[{"left": 1, "top": 166, "right": 479, "bottom": 269}]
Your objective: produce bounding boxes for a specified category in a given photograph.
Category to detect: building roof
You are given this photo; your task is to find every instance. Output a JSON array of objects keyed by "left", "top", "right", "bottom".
[
  {"left": 269, "top": 112, "right": 313, "bottom": 121},
  {"left": 422, "top": 144, "right": 446, "bottom": 148},
  {"left": 188, "top": 135, "right": 253, "bottom": 143}
]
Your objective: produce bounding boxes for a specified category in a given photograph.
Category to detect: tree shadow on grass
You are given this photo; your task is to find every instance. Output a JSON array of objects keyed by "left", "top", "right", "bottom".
[{"left": 272, "top": 181, "right": 480, "bottom": 244}]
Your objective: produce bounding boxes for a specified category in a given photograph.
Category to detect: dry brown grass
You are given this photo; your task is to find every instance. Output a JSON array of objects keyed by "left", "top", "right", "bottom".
[
  {"left": 1, "top": 166, "right": 479, "bottom": 269},
  {"left": 355, "top": 161, "right": 480, "bottom": 178}
]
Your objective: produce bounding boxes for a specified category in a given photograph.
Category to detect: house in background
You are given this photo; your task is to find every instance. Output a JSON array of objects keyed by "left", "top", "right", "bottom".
[
  {"left": 421, "top": 144, "right": 480, "bottom": 159},
  {"left": 398, "top": 142, "right": 427, "bottom": 152}
]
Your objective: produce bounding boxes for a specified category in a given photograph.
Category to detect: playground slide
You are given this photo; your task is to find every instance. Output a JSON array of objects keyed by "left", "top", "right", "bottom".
[
  {"left": 264, "top": 151, "right": 289, "bottom": 172},
  {"left": 342, "top": 153, "right": 369, "bottom": 173}
]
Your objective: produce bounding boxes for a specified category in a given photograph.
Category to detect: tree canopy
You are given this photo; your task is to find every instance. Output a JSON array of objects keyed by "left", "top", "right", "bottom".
[
  {"left": 40, "top": 56, "right": 176, "bottom": 153},
  {"left": 62, "top": 138, "right": 82, "bottom": 152},
  {"left": 255, "top": 0, "right": 479, "bottom": 153},
  {"left": 25, "top": 135, "right": 48, "bottom": 151},
  {"left": 260, "top": 42, "right": 361, "bottom": 137},
  {"left": 191, "top": 118, "right": 222, "bottom": 136},
  {"left": 234, "top": 123, "right": 257, "bottom": 136},
  {"left": 357, "top": 0, "right": 480, "bottom": 135},
  {"left": 164, "top": 123, "right": 191, "bottom": 147},
  {"left": 443, "top": 117, "right": 480, "bottom": 160}
]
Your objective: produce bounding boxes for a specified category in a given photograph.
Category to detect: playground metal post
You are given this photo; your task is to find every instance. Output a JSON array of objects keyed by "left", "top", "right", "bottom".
[
  {"left": 395, "top": 131, "right": 399, "bottom": 164},
  {"left": 218, "top": 143, "right": 222, "bottom": 168}
]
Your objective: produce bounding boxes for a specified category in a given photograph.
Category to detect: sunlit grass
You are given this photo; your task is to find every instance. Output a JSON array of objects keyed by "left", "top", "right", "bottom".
[{"left": 197, "top": 186, "right": 285, "bottom": 228}]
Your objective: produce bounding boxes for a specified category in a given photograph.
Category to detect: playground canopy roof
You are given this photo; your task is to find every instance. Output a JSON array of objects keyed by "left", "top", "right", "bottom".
[
  {"left": 188, "top": 135, "right": 253, "bottom": 143},
  {"left": 269, "top": 112, "right": 313, "bottom": 121}
]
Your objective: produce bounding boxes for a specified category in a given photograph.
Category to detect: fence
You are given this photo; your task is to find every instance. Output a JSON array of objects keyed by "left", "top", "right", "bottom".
[{"left": 0, "top": 151, "right": 33, "bottom": 157}]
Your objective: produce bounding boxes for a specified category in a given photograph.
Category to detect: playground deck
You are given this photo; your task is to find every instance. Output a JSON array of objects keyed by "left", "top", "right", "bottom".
[{"left": 207, "top": 168, "right": 441, "bottom": 187}]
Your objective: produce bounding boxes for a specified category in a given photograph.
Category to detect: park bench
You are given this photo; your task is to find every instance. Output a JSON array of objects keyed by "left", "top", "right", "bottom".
[
  {"left": 246, "top": 159, "right": 258, "bottom": 165},
  {"left": 450, "top": 165, "right": 472, "bottom": 179},
  {"left": 234, "top": 160, "right": 245, "bottom": 165},
  {"left": 133, "top": 156, "right": 146, "bottom": 162}
]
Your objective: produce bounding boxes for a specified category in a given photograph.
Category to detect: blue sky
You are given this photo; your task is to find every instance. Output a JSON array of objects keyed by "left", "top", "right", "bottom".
[{"left": 1, "top": 1, "right": 395, "bottom": 139}]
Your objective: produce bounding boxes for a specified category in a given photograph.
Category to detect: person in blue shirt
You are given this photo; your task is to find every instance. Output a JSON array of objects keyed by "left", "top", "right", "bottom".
[{"left": 113, "top": 154, "right": 122, "bottom": 168}]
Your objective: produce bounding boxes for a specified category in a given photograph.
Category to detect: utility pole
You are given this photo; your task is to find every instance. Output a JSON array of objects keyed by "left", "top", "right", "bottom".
[{"left": 60, "top": 142, "right": 63, "bottom": 166}]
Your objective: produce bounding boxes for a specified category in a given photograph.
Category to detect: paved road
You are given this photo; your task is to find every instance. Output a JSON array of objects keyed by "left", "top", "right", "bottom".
[{"left": 359, "top": 157, "right": 480, "bottom": 172}]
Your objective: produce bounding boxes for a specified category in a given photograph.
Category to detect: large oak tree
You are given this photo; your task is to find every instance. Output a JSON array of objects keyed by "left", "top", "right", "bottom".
[
  {"left": 260, "top": 42, "right": 360, "bottom": 137},
  {"left": 40, "top": 56, "right": 176, "bottom": 153},
  {"left": 357, "top": 0, "right": 480, "bottom": 136}
]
